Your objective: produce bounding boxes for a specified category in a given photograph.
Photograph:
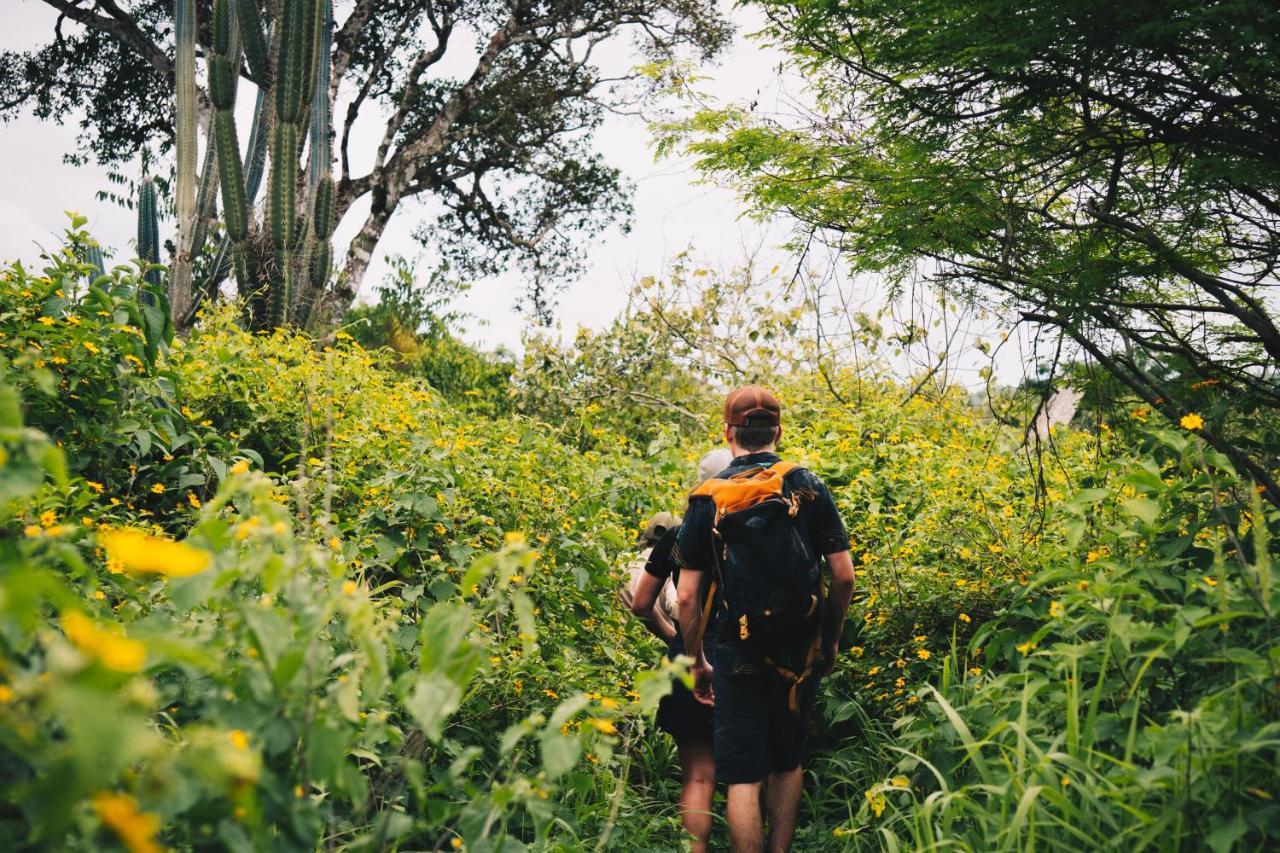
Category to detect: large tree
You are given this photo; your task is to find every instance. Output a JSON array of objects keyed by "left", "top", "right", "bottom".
[
  {"left": 3, "top": 0, "right": 729, "bottom": 321},
  {"left": 669, "top": 0, "right": 1280, "bottom": 503}
]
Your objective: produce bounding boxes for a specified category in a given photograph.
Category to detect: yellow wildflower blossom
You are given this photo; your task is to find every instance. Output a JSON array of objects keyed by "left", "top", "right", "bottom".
[
  {"left": 587, "top": 718, "right": 617, "bottom": 735},
  {"left": 1180, "top": 413, "right": 1204, "bottom": 431},
  {"left": 99, "top": 528, "right": 210, "bottom": 577},
  {"left": 62, "top": 612, "right": 146, "bottom": 672},
  {"left": 92, "top": 792, "right": 161, "bottom": 853}
]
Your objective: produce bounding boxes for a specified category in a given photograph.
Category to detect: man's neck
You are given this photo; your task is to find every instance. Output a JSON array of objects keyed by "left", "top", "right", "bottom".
[{"left": 729, "top": 445, "right": 778, "bottom": 459}]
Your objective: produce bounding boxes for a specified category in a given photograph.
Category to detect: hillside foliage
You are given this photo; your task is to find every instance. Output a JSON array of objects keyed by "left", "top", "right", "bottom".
[{"left": 1, "top": 230, "right": 1275, "bottom": 850}]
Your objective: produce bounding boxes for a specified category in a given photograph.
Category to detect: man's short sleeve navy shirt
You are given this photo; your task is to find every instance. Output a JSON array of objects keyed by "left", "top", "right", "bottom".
[{"left": 672, "top": 451, "right": 850, "bottom": 671}]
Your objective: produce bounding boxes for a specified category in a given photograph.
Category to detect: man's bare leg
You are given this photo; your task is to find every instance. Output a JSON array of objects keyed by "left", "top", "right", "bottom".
[
  {"left": 726, "top": 781, "right": 765, "bottom": 852},
  {"left": 765, "top": 766, "right": 804, "bottom": 852},
  {"left": 677, "top": 736, "right": 716, "bottom": 853}
]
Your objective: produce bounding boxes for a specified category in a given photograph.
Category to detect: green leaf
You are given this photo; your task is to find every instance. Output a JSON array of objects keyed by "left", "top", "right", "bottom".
[
  {"left": 305, "top": 725, "right": 349, "bottom": 785},
  {"left": 540, "top": 732, "right": 580, "bottom": 781},
  {"left": 405, "top": 672, "right": 462, "bottom": 742},
  {"left": 1122, "top": 498, "right": 1159, "bottom": 526}
]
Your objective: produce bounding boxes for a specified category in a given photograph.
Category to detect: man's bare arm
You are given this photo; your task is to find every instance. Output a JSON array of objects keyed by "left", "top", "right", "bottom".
[
  {"left": 676, "top": 567, "right": 714, "bottom": 705},
  {"left": 676, "top": 567, "right": 705, "bottom": 660},
  {"left": 822, "top": 550, "right": 856, "bottom": 673},
  {"left": 629, "top": 570, "right": 677, "bottom": 644}
]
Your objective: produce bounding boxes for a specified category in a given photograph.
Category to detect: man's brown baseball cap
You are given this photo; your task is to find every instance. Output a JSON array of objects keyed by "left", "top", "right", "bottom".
[{"left": 724, "top": 384, "right": 781, "bottom": 427}]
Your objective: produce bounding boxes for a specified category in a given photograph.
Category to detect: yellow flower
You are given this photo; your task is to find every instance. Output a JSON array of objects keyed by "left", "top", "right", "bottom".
[
  {"left": 342, "top": 580, "right": 358, "bottom": 595},
  {"left": 889, "top": 775, "right": 911, "bottom": 788},
  {"left": 1061, "top": 775, "right": 1071, "bottom": 787},
  {"left": 92, "top": 792, "right": 161, "bottom": 853},
  {"left": 228, "top": 729, "right": 249, "bottom": 750},
  {"left": 1202, "top": 576, "right": 1218, "bottom": 587},
  {"left": 150, "top": 483, "right": 165, "bottom": 494},
  {"left": 968, "top": 666, "right": 982, "bottom": 677},
  {"left": 23, "top": 524, "right": 41, "bottom": 538},
  {"left": 451, "top": 838, "right": 463, "bottom": 849},
  {"left": 37, "top": 316, "right": 54, "bottom": 326},
  {"left": 504, "top": 531, "right": 527, "bottom": 546},
  {"left": 0, "top": 684, "right": 13, "bottom": 703},
  {"left": 865, "top": 789, "right": 887, "bottom": 817},
  {"left": 1180, "top": 413, "right": 1204, "bottom": 431},
  {"left": 229, "top": 459, "right": 250, "bottom": 475},
  {"left": 186, "top": 492, "right": 201, "bottom": 509},
  {"left": 82, "top": 341, "right": 100, "bottom": 354},
  {"left": 86, "top": 481, "right": 105, "bottom": 494},
  {"left": 1049, "top": 600, "right": 1065, "bottom": 618},
  {"left": 958, "top": 613, "right": 971, "bottom": 623},
  {"left": 916, "top": 648, "right": 931, "bottom": 660},
  {"left": 62, "top": 612, "right": 146, "bottom": 673},
  {"left": 1016, "top": 640, "right": 1037, "bottom": 655},
  {"left": 587, "top": 718, "right": 617, "bottom": 735},
  {"left": 40, "top": 509, "right": 57, "bottom": 527},
  {"left": 99, "top": 528, "right": 211, "bottom": 577},
  {"left": 848, "top": 645, "right": 864, "bottom": 657}
]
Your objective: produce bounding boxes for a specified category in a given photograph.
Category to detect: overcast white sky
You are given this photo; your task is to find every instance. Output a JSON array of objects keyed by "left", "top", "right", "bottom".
[
  {"left": 0, "top": 1, "right": 1037, "bottom": 388},
  {"left": 0, "top": 1, "right": 802, "bottom": 351}
]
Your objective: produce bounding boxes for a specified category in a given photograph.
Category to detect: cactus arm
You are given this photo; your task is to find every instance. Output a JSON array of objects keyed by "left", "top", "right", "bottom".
[
  {"left": 85, "top": 244, "right": 107, "bottom": 287},
  {"left": 136, "top": 176, "right": 161, "bottom": 296},
  {"left": 295, "top": 0, "right": 333, "bottom": 329},
  {"left": 236, "top": 0, "right": 271, "bottom": 85},
  {"left": 172, "top": 0, "right": 199, "bottom": 319},
  {"left": 308, "top": 0, "right": 332, "bottom": 191}
]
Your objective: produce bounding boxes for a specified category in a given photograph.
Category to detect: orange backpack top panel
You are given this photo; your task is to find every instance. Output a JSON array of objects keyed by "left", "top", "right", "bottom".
[{"left": 690, "top": 461, "right": 799, "bottom": 519}]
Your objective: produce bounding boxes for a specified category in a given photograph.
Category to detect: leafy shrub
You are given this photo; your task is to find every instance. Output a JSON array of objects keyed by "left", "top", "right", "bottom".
[
  {"left": 826, "top": 426, "right": 1280, "bottom": 850},
  {"left": 0, "top": 219, "right": 246, "bottom": 522}
]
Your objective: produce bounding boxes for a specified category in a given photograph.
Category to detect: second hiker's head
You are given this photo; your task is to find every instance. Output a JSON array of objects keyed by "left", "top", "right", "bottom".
[{"left": 722, "top": 384, "right": 782, "bottom": 455}]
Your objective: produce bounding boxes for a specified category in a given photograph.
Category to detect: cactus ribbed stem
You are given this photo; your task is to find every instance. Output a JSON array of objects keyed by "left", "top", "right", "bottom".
[
  {"left": 85, "top": 244, "right": 106, "bottom": 285},
  {"left": 215, "top": 114, "right": 248, "bottom": 241},
  {"left": 236, "top": 0, "right": 270, "bottom": 83},
  {"left": 172, "top": 0, "right": 198, "bottom": 313},
  {"left": 270, "top": 121, "right": 299, "bottom": 252},
  {"left": 275, "top": 0, "right": 307, "bottom": 123},
  {"left": 313, "top": 176, "right": 335, "bottom": 239},
  {"left": 136, "top": 176, "right": 161, "bottom": 291},
  {"left": 137, "top": 177, "right": 159, "bottom": 264}
]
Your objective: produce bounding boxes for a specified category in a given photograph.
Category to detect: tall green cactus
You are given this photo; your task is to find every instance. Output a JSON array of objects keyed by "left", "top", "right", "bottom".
[
  {"left": 172, "top": 0, "right": 198, "bottom": 316},
  {"left": 137, "top": 176, "right": 160, "bottom": 286},
  {"left": 177, "top": 0, "right": 334, "bottom": 331},
  {"left": 85, "top": 244, "right": 106, "bottom": 286}
]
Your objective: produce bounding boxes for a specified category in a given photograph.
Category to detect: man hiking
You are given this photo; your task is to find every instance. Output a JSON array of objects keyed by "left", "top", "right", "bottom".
[
  {"left": 675, "top": 385, "right": 856, "bottom": 852},
  {"left": 623, "top": 449, "right": 733, "bottom": 852}
]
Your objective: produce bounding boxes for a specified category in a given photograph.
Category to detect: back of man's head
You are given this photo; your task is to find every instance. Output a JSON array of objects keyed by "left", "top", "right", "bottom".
[{"left": 723, "top": 384, "right": 781, "bottom": 452}]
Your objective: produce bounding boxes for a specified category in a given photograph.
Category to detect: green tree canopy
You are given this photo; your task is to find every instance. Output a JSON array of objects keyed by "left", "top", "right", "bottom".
[{"left": 669, "top": 0, "right": 1280, "bottom": 501}]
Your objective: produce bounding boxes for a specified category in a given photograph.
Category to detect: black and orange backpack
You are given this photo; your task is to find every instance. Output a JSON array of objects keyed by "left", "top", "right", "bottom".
[{"left": 686, "top": 461, "right": 824, "bottom": 710}]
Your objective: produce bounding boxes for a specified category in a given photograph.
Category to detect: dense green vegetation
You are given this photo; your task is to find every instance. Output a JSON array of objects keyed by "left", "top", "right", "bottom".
[
  {"left": 2, "top": 0, "right": 1278, "bottom": 849},
  {"left": 1, "top": 228, "right": 1275, "bottom": 850}
]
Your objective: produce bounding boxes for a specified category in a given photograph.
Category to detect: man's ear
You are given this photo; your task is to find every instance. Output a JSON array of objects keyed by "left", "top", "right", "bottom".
[
  {"left": 723, "top": 423, "right": 734, "bottom": 445},
  {"left": 774, "top": 425, "right": 784, "bottom": 445}
]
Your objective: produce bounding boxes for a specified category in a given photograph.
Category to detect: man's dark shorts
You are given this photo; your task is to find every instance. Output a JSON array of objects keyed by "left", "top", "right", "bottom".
[{"left": 711, "top": 665, "right": 823, "bottom": 784}]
